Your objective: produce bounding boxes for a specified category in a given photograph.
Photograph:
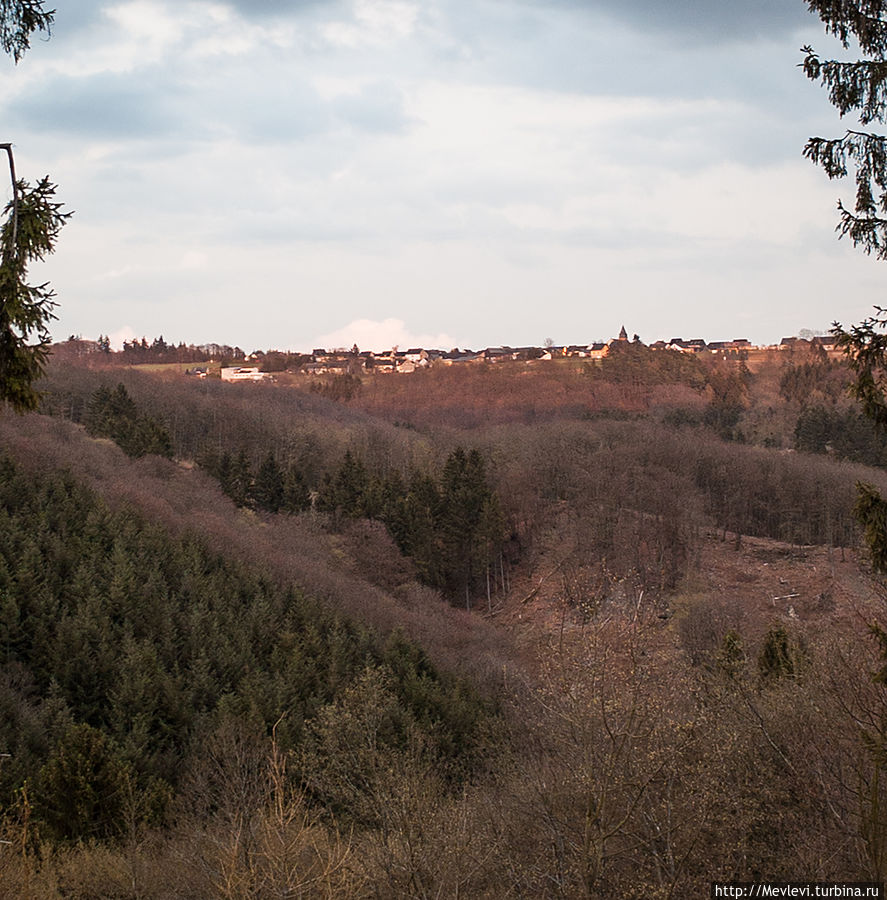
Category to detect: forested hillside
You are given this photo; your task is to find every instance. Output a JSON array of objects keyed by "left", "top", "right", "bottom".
[
  {"left": 35, "top": 349, "right": 881, "bottom": 599},
  {"left": 1, "top": 350, "right": 887, "bottom": 895}
]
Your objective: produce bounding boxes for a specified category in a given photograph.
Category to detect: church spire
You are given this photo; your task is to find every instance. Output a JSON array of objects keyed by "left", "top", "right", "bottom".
[{"left": 618, "top": 324, "right": 628, "bottom": 341}]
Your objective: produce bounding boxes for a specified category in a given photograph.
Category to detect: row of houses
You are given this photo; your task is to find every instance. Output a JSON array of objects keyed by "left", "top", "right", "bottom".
[
  {"left": 212, "top": 330, "right": 841, "bottom": 381},
  {"left": 657, "top": 335, "right": 839, "bottom": 354},
  {"left": 303, "top": 345, "right": 583, "bottom": 375},
  {"left": 302, "top": 330, "right": 841, "bottom": 375}
]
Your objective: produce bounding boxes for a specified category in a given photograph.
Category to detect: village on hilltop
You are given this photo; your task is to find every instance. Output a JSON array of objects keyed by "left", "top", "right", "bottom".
[
  {"left": 56, "top": 327, "right": 842, "bottom": 382},
  {"left": 218, "top": 326, "right": 843, "bottom": 382}
]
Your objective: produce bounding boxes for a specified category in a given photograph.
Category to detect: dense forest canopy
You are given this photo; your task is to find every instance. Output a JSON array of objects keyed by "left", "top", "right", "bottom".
[{"left": 0, "top": 453, "right": 496, "bottom": 842}]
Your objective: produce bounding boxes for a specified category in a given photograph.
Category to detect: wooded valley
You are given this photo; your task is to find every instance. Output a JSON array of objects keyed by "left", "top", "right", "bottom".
[{"left": 2, "top": 342, "right": 887, "bottom": 897}]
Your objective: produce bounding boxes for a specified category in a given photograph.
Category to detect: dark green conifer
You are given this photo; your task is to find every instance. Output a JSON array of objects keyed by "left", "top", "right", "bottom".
[
  {"left": 226, "top": 449, "right": 253, "bottom": 507},
  {"left": 439, "top": 448, "right": 502, "bottom": 609},
  {"left": 252, "top": 450, "right": 285, "bottom": 513},
  {"left": 85, "top": 383, "right": 172, "bottom": 459},
  {"left": 318, "top": 450, "right": 370, "bottom": 519},
  {"left": 0, "top": 173, "right": 70, "bottom": 412},
  {"left": 283, "top": 464, "right": 311, "bottom": 513},
  {"left": 31, "top": 723, "right": 129, "bottom": 842},
  {"left": 758, "top": 626, "right": 793, "bottom": 682}
]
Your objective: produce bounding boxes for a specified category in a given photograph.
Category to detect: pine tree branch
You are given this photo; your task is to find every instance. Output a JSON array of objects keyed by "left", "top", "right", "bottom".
[
  {"left": 805, "top": 0, "right": 887, "bottom": 55},
  {"left": 0, "top": 1, "right": 54, "bottom": 63}
]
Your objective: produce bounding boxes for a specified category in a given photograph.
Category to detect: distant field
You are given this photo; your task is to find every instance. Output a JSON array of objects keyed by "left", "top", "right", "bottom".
[{"left": 130, "top": 361, "right": 216, "bottom": 374}]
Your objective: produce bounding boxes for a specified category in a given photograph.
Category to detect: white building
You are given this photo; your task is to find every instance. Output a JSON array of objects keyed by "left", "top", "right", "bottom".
[{"left": 221, "top": 366, "right": 267, "bottom": 382}]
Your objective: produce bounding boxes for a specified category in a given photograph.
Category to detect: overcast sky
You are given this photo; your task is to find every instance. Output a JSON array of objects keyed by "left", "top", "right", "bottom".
[{"left": 1, "top": 0, "right": 878, "bottom": 351}]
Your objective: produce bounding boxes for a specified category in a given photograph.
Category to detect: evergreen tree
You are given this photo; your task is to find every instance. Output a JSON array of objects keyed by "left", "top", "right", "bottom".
[
  {"left": 758, "top": 625, "right": 799, "bottom": 684},
  {"left": 804, "top": 4, "right": 887, "bottom": 565},
  {"left": 803, "top": 2, "right": 887, "bottom": 259},
  {"left": 252, "top": 450, "right": 285, "bottom": 513},
  {"left": 794, "top": 404, "right": 834, "bottom": 455},
  {"left": 855, "top": 483, "right": 887, "bottom": 572},
  {"left": 439, "top": 448, "right": 501, "bottom": 609},
  {"left": 715, "top": 629, "right": 746, "bottom": 681},
  {"left": 30, "top": 722, "right": 130, "bottom": 842},
  {"left": 215, "top": 449, "right": 233, "bottom": 496},
  {"left": 439, "top": 448, "right": 474, "bottom": 605},
  {"left": 85, "top": 383, "right": 172, "bottom": 459},
  {"left": 799, "top": 1, "right": 887, "bottom": 848},
  {"left": 282, "top": 464, "right": 311, "bottom": 513},
  {"left": 0, "top": 0, "right": 64, "bottom": 412},
  {"left": 795, "top": 403, "right": 887, "bottom": 465},
  {"left": 337, "top": 450, "right": 370, "bottom": 517},
  {"left": 205, "top": 446, "right": 254, "bottom": 506},
  {"left": 389, "top": 472, "right": 443, "bottom": 588},
  {"left": 0, "top": 169, "right": 70, "bottom": 411},
  {"left": 317, "top": 450, "right": 370, "bottom": 518},
  {"left": 475, "top": 492, "right": 506, "bottom": 612},
  {"left": 377, "top": 469, "right": 408, "bottom": 534},
  {"left": 227, "top": 448, "right": 253, "bottom": 507}
]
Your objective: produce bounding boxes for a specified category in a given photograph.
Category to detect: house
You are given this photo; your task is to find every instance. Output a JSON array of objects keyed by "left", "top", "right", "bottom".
[
  {"left": 816, "top": 336, "right": 844, "bottom": 359},
  {"left": 513, "top": 346, "right": 545, "bottom": 361},
  {"left": 304, "top": 348, "right": 362, "bottom": 375},
  {"left": 777, "top": 335, "right": 841, "bottom": 359},
  {"left": 371, "top": 353, "right": 398, "bottom": 373},
  {"left": 398, "top": 349, "right": 430, "bottom": 371},
  {"left": 221, "top": 366, "right": 267, "bottom": 382},
  {"left": 668, "top": 338, "right": 707, "bottom": 354},
  {"left": 440, "top": 350, "right": 482, "bottom": 365},
  {"left": 587, "top": 342, "right": 610, "bottom": 360}
]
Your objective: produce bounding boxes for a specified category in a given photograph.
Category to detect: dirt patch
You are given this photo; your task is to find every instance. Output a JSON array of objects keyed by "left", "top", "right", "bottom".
[{"left": 493, "top": 530, "right": 885, "bottom": 658}]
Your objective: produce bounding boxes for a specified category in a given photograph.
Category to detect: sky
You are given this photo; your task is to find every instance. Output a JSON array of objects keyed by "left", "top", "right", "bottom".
[{"left": 1, "top": 0, "right": 881, "bottom": 352}]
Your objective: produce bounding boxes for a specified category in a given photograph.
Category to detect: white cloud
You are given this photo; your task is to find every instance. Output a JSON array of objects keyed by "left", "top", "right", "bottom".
[
  {"left": 109, "top": 325, "right": 138, "bottom": 350},
  {"left": 61, "top": 0, "right": 188, "bottom": 75},
  {"left": 311, "top": 318, "right": 458, "bottom": 353},
  {"left": 96, "top": 264, "right": 139, "bottom": 281},
  {"left": 179, "top": 250, "right": 208, "bottom": 270},
  {"left": 322, "top": 0, "right": 419, "bottom": 48},
  {"left": 650, "top": 162, "right": 836, "bottom": 246},
  {"left": 105, "top": 1, "right": 184, "bottom": 46}
]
